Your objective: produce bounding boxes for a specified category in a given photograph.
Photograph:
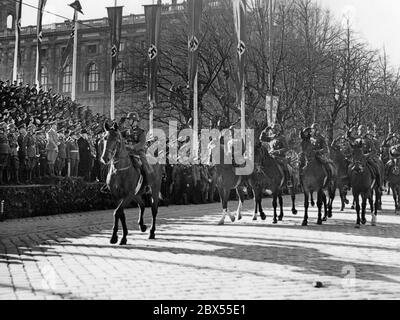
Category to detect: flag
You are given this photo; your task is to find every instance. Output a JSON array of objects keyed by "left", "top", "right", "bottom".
[
  {"left": 13, "top": 0, "right": 23, "bottom": 81},
  {"left": 144, "top": 4, "right": 161, "bottom": 105},
  {"left": 107, "top": 6, "right": 123, "bottom": 74},
  {"left": 232, "top": 0, "right": 247, "bottom": 102},
  {"left": 59, "top": 17, "right": 75, "bottom": 71},
  {"left": 188, "top": 0, "right": 203, "bottom": 90},
  {"left": 36, "top": 0, "right": 47, "bottom": 84}
]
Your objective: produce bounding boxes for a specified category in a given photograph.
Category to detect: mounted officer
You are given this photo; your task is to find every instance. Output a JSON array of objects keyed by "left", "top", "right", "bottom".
[
  {"left": 347, "top": 125, "right": 385, "bottom": 191},
  {"left": 123, "top": 112, "right": 154, "bottom": 181},
  {"left": 300, "top": 123, "right": 336, "bottom": 183},
  {"left": 259, "top": 123, "right": 293, "bottom": 188}
]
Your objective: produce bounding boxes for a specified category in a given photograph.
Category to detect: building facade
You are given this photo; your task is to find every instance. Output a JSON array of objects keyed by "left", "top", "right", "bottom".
[{"left": 0, "top": 0, "right": 184, "bottom": 117}]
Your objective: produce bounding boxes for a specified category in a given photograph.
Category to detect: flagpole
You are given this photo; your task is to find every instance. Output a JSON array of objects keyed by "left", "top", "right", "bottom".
[
  {"left": 269, "top": 0, "right": 273, "bottom": 127},
  {"left": 193, "top": 70, "right": 199, "bottom": 161},
  {"left": 71, "top": 9, "right": 78, "bottom": 101},
  {"left": 13, "top": 24, "right": 19, "bottom": 82},
  {"left": 110, "top": 0, "right": 117, "bottom": 120}
]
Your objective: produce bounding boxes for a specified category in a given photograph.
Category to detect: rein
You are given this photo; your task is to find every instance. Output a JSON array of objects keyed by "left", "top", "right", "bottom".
[{"left": 107, "top": 132, "right": 132, "bottom": 173}]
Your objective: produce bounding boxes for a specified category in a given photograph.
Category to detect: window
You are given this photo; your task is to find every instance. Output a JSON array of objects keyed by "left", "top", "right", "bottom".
[
  {"left": 7, "top": 14, "right": 13, "bottom": 29},
  {"left": 87, "top": 63, "right": 99, "bottom": 92},
  {"left": 87, "top": 44, "right": 97, "bottom": 55},
  {"left": 40, "top": 66, "right": 48, "bottom": 91},
  {"left": 16, "top": 71, "right": 23, "bottom": 84},
  {"left": 119, "top": 42, "right": 125, "bottom": 51},
  {"left": 62, "top": 64, "right": 72, "bottom": 93},
  {"left": 40, "top": 48, "right": 48, "bottom": 59},
  {"left": 116, "top": 62, "right": 126, "bottom": 81}
]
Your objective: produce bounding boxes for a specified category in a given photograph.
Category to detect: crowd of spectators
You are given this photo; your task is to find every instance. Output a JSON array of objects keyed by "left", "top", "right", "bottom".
[{"left": 0, "top": 79, "right": 108, "bottom": 185}]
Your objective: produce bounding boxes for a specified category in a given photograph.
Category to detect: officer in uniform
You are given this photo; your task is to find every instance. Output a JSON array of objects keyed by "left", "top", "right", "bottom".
[
  {"left": 124, "top": 112, "right": 154, "bottom": 180},
  {"left": 347, "top": 125, "right": 385, "bottom": 191},
  {"left": 309, "top": 123, "right": 336, "bottom": 183},
  {"left": 259, "top": 123, "right": 293, "bottom": 188}
]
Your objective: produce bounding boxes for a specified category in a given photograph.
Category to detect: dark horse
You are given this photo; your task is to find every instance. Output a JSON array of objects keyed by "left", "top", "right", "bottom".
[
  {"left": 348, "top": 139, "right": 378, "bottom": 227},
  {"left": 249, "top": 143, "right": 297, "bottom": 224},
  {"left": 101, "top": 122, "right": 164, "bottom": 245},
  {"left": 330, "top": 136, "right": 351, "bottom": 211},
  {"left": 300, "top": 131, "right": 336, "bottom": 226},
  {"left": 386, "top": 145, "right": 400, "bottom": 213}
]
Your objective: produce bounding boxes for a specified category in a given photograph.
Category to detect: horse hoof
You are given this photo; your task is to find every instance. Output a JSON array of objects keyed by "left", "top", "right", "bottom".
[
  {"left": 273, "top": 219, "right": 278, "bottom": 224},
  {"left": 317, "top": 219, "right": 322, "bottom": 225},
  {"left": 278, "top": 215, "right": 283, "bottom": 221},
  {"left": 229, "top": 215, "right": 236, "bottom": 223},
  {"left": 328, "top": 213, "right": 333, "bottom": 218},
  {"left": 302, "top": 220, "right": 308, "bottom": 227},
  {"left": 119, "top": 238, "right": 127, "bottom": 246},
  {"left": 139, "top": 224, "right": 147, "bottom": 233},
  {"left": 110, "top": 235, "right": 118, "bottom": 245},
  {"left": 361, "top": 219, "right": 367, "bottom": 225},
  {"left": 237, "top": 214, "right": 242, "bottom": 221},
  {"left": 351, "top": 205, "right": 355, "bottom": 210},
  {"left": 355, "top": 224, "right": 360, "bottom": 229},
  {"left": 292, "top": 209, "right": 298, "bottom": 215},
  {"left": 344, "top": 199, "right": 349, "bottom": 205},
  {"left": 218, "top": 219, "right": 225, "bottom": 225},
  {"left": 252, "top": 216, "right": 257, "bottom": 221},
  {"left": 322, "top": 217, "right": 327, "bottom": 222},
  {"left": 311, "top": 201, "right": 315, "bottom": 207},
  {"left": 149, "top": 232, "right": 155, "bottom": 240},
  {"left": 260, "top": 212, "right": 267, "bottom": 221}
]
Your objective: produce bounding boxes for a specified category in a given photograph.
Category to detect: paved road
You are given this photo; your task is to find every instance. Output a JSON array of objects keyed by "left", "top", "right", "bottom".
[{"left": 1, "top": 193, "right": 400, "bottom": 300}]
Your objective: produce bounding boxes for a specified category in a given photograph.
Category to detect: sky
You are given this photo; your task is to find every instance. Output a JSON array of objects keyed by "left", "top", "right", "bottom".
[{"left": 18, "top": 0, "right": 400, "bottom": 68}]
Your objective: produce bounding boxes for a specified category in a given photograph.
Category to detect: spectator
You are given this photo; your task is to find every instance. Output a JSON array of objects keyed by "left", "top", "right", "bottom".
[
  {"left": 46, "top": 121, "right": 59, "bottom": 176},
  {"left": 66, "top": 132, "right": 80, "bottom": 177}
]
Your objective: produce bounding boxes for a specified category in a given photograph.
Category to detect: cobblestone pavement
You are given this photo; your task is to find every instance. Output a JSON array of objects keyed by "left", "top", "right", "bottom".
[{"left": 1, "top": 193, "right": 400, "bottom": 300}]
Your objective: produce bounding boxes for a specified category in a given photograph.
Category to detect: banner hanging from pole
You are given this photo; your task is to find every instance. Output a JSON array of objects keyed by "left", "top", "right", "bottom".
[
  {"left": 188, "top": 0, "right": 202, "bottom": 91},
  {"left": 59, "top": 17, "right": 75, "bottom": 71},
  {"left": 107, "top": 6, "right": 123, "bottom": 74},
  {"left": 232, "top": 0, "right": 247, "bottom": 140},
  {"left": 13, "top": 0, "right": 23, "bottom": 82},
  {"left": 36, "top": 0, "right": 47, "bottom": 86},
  {"left": 144, "top": 4, "right": 161, "bottom": 133}
]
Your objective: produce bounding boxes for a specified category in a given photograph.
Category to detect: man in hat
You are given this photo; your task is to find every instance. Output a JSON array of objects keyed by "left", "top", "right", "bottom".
[
  {"left": 77, "top": 128, "right": 92, "bottom": 181},
  {"left": 56, "top": 133, "right": 67, "bottom": 176},
  {"left": 66, "top": 131, "right": 80, "bottom": 177},
  {"left": 23, "top": 123, "right": 39, "bottom": 183},
  {"left": 7, "top": 123, "right": 20, "bottom": 184},
  {"left": 260, "top": 123, "right": 293, "bottom": 188},
  {"left": 309, "top": 123, "right": 336, "bottom": 183},
  {"left": 0, "top": 122, "right": 10, "bottom": 185},
  {"left": 46, "top": 121, "right": 59, "bottom": 176},
  {"left": 348, "top": 124, "right": 385, "bottom": 191},
  {"left": 124, "top": 112, "right": 154, "bottom": 180}
]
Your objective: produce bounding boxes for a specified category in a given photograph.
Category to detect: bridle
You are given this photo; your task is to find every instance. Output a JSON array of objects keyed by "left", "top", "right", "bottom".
[{"left": 103, "top": 131, "right": 131, "bottom": 172}]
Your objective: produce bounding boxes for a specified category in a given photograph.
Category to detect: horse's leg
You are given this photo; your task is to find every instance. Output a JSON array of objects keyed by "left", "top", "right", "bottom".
[
  {"left": 372, "top": 187, "right": 378, "bottom": 226},
  {"left": 354, "top": 193, "right": 361, "bottom": 228},
  {"left": 310, "top": 192, "right": 315, "bottom": 207},
  {"left": 258, "top": 195, "right": 266, "bottom": 220},
  {"left": 235, "top": 187, "right": 245, "bottom": 221},
  {"left": 272, "top": 193, "right": 278, "bottom": 224},
  {"left": 134, "top": 196, "right": 147, "bottom": 233},
  {"left": 290, "top": 186, "right": 297, "bottom": 215},
  {"left": 110, "top": 199, "right": 124, "bottom": 244},
  {"left": 340, "top": 187, "right": 346, "bottom": 211},
  {"left": 218, "top": 187, "right": 235, "bottom": 225},
  {"left": 317, "top": 190, "right": 323, "bottom": 225},
  {"left": 278, "top": 192, "right": 284, "bottom": 221},
  {"left": 361, "top": 193, "right": 367, "bottom": 225},
  {"left": 302, "top": 192, "right": 309, "bottom": 226},
  {"left": 149, "top": 184, "right": 161, "bottom": 240},
  {"left": 252, "top": 190, "right": 258, "bottom": 221},
  {"left": 321, "top": 191, "right": 328, "bottom": 222}
]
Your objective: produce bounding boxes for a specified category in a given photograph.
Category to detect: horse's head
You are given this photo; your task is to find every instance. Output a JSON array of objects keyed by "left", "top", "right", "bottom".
[
  {"left": 101, "top": 121, "right": 122, "bottom": 165},
  {"left": 350, "top": 139, "right": 367, "bottom": 173}
]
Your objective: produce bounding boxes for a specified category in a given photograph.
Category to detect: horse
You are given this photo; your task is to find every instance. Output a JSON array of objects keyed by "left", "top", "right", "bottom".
[
  {"left": 299, "top": 131, "right": 336, "bottom": 226},
  {"left": 385, "top": 145, "right": 400, "bottom": 213},
  {"left": 101, "top": 122, "right": 164, "bottom": 245},
  {"left": 210, "top": 140, "right": 248, "bottom": 225},
  {"left": 248, "top": 143, "right": 297, "bottom": 224},
  {"left": 330, "top": 136, "right": 351, "bottom": 211},
  {"left": 348, "top": 139, "right": 378, "bottom": 227}
]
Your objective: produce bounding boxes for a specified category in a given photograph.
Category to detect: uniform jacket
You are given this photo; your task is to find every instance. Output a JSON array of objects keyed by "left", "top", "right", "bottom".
[
  {"left": 125, "top": 126, "right": 146, "bottom": 153},
  {"left": 8, "top": 132, "right": 19, "bottom": 157},
  {"left": 23, "top": 133, "right": 38, "bottom": 158},
  {"left": 66, "top": 138, "right": 80, "bottom": 161},
  {"left": 0, "top": 131, "right": 10, "bottom": 154}
]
